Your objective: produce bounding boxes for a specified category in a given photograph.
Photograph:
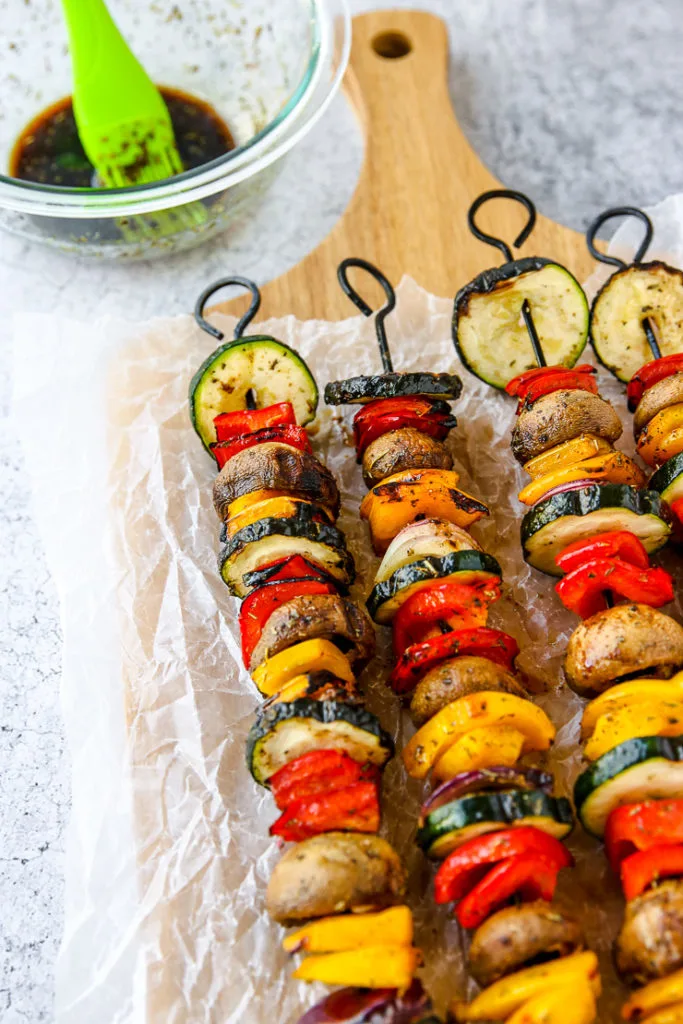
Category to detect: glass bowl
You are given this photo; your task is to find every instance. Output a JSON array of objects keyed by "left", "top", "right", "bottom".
[{"left": 0, "top": 0, "right": 350, "bottom": 260}]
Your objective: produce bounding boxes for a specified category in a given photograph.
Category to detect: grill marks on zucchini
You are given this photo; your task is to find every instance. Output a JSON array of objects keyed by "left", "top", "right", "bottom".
[
  {"left": 590, "top": 261, "right": 683, "bottom": 383},
  {"left": 574, "top": 736, "right": 683, "bottom": 837},
  {"left": 650, "top": 450, "right": 683, "bottom": 505},
  {"left": 324, "top": 372, "right": 462, "bottom": 406},
  {"left": 521, "top": 484, "right": 671, "bottom": 576},
  {"left": 190, "top": 336, "right": 318, "bottom": 451},
  {"left": 367, "top": 550, "right": 502, "bottom": 624},
  {"left": 452, "top": 259, "right": 589, "bottom": 390},
  {"left": 246, "top": 699, "right": 395, "bottom": 786},
  {"left": 416, "top": 789, "right": 574, "bottom": 859},
  {"left": 218, "top": 509, "right": 355, "bottom": 597}
]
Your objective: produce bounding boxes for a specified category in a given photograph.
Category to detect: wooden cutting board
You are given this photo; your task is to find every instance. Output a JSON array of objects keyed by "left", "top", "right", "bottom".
[{"left": 217, "top": 8, "right": 596, "bottom": 323}]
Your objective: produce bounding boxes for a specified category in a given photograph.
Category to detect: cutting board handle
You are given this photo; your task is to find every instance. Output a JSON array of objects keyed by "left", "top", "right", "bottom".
[{"left": 218, "top": 10, "right": 593, "bottom": 321}]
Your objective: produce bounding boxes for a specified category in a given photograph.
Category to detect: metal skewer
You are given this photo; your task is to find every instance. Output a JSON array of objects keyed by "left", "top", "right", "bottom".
[
  {"left": 337, "top": 257, "right": 456, "bottom": 631},
  {"left": 337, "top": 257, "right": 397, "bottom": 373},
  {"left": 467, "top": 189, "right": 546, "bottom": 368},
  {"left": 194, "top": 275, "right": 263, "bottom": 408},
  {"left": 585, "top": 207, "right": 659, "bottom": 359}
]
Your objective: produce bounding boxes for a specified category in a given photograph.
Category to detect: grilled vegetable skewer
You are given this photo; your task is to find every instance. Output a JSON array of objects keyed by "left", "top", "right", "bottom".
[
  {"left": 189, "top": 277, "right": 429, "bottom": 1021},
  {"left": 329, "top": 257, "right": 595, "bottom": 1024},
  {"left": 452, "top": 192, "right": 683, "bottom": 1021},
  {"left": 572, "top": 208, "right": 683, "bottom": 1020}
]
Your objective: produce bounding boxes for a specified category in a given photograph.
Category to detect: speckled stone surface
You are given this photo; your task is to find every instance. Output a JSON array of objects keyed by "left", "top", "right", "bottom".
[{"left": 2, "top": 1, "right": 683, "bottom": 1019}]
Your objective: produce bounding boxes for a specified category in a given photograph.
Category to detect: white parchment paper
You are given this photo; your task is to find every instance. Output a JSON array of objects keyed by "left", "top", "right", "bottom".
[{"left": 12, "top": 198, "right": 683, "bottom": 1024}]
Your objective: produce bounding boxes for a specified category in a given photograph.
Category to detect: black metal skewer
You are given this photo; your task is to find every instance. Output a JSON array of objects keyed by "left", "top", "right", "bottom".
[
  {"left": 194, "top": 275, "right": 262, "bottom": 342},
  {"left": 467, "top": 189, "right": 547, "bottom": 368},
  {"left": 194, "top": 275, "right": 263, "bottom": 409},
  {"left": 585, "top": 206, "right": 660, "bottom": 359},
  {"left": 337, "top": 257, "right": 451, "bottom": 629},
  {"left": 337, "top": 257, "right": 397, "bottom": 373}
]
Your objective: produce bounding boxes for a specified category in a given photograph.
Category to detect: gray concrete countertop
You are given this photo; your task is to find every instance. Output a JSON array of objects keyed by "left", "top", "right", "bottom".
[{"left": 2, "top": 1, "right": 682, "bottom": 1019}]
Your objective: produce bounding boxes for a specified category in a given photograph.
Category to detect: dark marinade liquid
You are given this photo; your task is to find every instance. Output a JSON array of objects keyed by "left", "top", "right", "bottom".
[{"left": 9, "top": 86, "right": 235, "bottom": 188}]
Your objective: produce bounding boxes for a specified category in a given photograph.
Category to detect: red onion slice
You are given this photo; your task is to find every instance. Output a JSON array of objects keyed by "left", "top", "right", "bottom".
[
  {"left": 420, "top": 766, "right": 554, "bottom": 823},
  {"left": 297, "top": 980, "right": 431, "bottom": 1024},
  {"left": 533, "top": 480, "right": 597, "bottom": 504}
]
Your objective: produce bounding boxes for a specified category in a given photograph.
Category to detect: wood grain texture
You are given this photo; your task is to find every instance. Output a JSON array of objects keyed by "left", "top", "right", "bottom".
[{"left": 216, "top": 9, "right": 596, "bottom": 323}]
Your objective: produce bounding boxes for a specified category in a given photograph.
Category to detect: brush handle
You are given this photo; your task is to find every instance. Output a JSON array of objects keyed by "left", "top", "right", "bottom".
[{"left": 59, "top": 0, "right": 162, "bottom": 127}]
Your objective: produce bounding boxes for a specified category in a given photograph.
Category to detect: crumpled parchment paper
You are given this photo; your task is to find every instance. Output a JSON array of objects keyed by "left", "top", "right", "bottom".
[{"left": 13, "top": 198, "right": 683, "bottom": 1024}]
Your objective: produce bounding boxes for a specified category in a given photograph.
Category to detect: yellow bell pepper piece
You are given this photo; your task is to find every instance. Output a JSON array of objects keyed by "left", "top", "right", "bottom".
[
  {"left": 518, "top": 451, "right": 646, "bottom": 506},
  {"left": 292, "top": 944, "right": 419, "bottom": 988},
  {"left": 639, "top": 1004, "right": 683, "bottom": 1024},
  {"left": 585, "top": 700, "right": 683, "bottom": 761},
  {"left": 359, "top": 469, "right": 488, "bottom": 554},
  {"left": 227, "top": 496, "right": 330, "bottom": 538},
  {"left": 523, "top": 435, "right": 613, "bottom": 479},
  {"left": 637, "top": 403, "right": 683, "bottom": 467},
  {"left": 505, "top": 981, "right": 596, "bottom": 1024},
  {"left": 252, "top": 638, "right": 354, "bottom": 696},
  {"left": 403, "top": 692, "right": 555, "bottom": 780},
  {"left": 450, "top": 951, "right": 600, "bottom": 1021},
  {"left": 623, "top": 967, "right": 683, "bottom": 1020},
  {"left": 268, "top": 673, "right": 316, "bottom": 704},
  {"left": 283, "top": 905, "right": 413, "bottom": 954},
  {"left": 227, "top": 488, "right": 290, "bottom": 519},
  {"left": 581, "top": 672, "right": 683, "bottom": 737},
  {"left": 431, "top": 724, "right": 527, "bottom": 782}
]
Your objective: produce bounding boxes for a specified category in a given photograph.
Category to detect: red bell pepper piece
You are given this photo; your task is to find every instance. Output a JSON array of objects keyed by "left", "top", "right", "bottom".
[
  {"left": 239, "top": 577, "right": 336, "bottom": 667},
  {"left": 555, "top": 557, "right": 674, "bottom": 619},
  {"left": 605, "top": 799, "right": 683, "bottom": 870},
  {"left": 621, "top": 843, "right": 683, "bottom": 901},
  {"left": 211, "top": 425, "right": 311, "bottom": 468},
  {"left": 506, "top": 364, "right": 596, "bottom": 396},
  {"left": 671, "top": 498, "right": 683, "bottom": 525},
  {"left": 627, "top": 354, "right": 683, "bottom": 412},
  {"left": 352, "top": 397, "right": 456, "bottom": 457},
  {"left": 555, "top": 530, "right": 651, "bottom": 573},
  {"left": 354, "top": 413, "right": 456, "bottom": 459},
  {"left": 213, "top": 402, "right": 296, "bottom": 442},
  {"left": 456, "top": 852, "right": 568, "bottom": 929},
  {"left": 389, "top": 627, "right": 519, "bottom": 695},
  {"left": 392, "top": 579, "right": 502, "bottom": 657},
  {"left": 353, "top": 396, "right": 450, "bottom": 426},
  {"left": 269, "top": 780, "right": 380, "bottom": 841},
  {"left": 269, "top": 750, "right": 380, "bottom": 810},
  {"left": 512, "top": 370, "right": 598, "bottom": 413},
  {"left": 246, "top": 554, "right": 335, "bottom": 586},
  {"left": 434, "top": 826, "right": 573, "bottom": 906}
]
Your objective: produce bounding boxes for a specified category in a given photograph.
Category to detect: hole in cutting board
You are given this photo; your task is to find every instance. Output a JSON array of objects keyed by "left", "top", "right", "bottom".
[{"left": 372, "top": 31, "right": 412, "bottom": 59}]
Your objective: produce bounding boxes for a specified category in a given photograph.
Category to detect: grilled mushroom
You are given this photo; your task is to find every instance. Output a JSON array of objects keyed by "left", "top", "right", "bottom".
[
  {"left": 362, "top": 428, "right": 454, "bottom": 487},
  {"left": 265, "top": 832, "right": 406, "bottom": 924},
  {"left": 616, "top": 880, "right": 683, "bottom": 985},
  {"left": 213, "top": 443, "right": 340, "bottom": 520},
  {"left": 410, "top": 656, "right": 527, "bottom": 726},
  {"left": 511, "top": 390, "right": 622, "bottom": 464},
  {"left": 633, "top": 372, "right": 683, "bottom": 437},
  {"left": 468, "top": 901, "right": 584, "bottom": 987},
  {"left": 564, "top": 603, "right": 683, "bottom": 697},
  {"left": 249, "top": 593, "right": 376, "bottom": 673}
]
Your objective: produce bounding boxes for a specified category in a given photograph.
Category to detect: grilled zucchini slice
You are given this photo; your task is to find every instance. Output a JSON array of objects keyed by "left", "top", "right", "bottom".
[
  {"left": 219, "top": 509, "right": 354, "bottom": 597},
  {"left": 367, "top": 550, "right": 502, "bottom": 624},
  {"left": 453, "top": 258, "right": 589, "bottom": 390},
  {"left": 190, "top": 336, "right": 318, "bottom": 452},
  {"left": 521, "top": 484, "right": 671, "bottom": 576},
  {"left": 324, "top": 372, "right": 462, "bottom": 406},
  {"left": 650, "top": 451, "right": 683, "bottom": 505},
  {"left": 590, "top": 261, "right": 683, "bottom": 383},
  {"left": 246, "top": 699, "right": 395, "bottom": 786},
  {"left": 416, "top": 789, "right": 573, "bottom": 859},
  {"left": 574, "top": 736, "right": 683, "bottom": 837}
]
